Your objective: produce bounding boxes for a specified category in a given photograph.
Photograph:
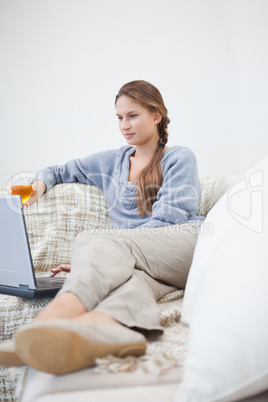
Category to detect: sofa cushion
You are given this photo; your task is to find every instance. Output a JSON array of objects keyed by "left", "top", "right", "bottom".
[
  {"left": 4, "top": 292, "right": 187, "bottom": 402},
  {"left": 176, "top": 156, "right": 268, "bottom": 401}
]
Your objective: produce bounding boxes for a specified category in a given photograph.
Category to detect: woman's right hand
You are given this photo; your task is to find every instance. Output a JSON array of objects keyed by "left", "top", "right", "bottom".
[
  {"left": 50, "top": 264, "right": 71, "bottom": 277},
  {"left": 26, "top": 180, "right": 46, "bottom": 206}
]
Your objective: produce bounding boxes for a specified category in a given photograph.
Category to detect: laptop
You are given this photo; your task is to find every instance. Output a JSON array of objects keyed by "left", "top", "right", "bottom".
[{"left": 0, "top": 195, "right": 65, "bottom": 298}]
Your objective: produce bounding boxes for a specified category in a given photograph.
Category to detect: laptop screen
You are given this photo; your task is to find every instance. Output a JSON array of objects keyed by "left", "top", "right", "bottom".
[{"left": 0, "top": 196, "right": 36, "bottom": 289}]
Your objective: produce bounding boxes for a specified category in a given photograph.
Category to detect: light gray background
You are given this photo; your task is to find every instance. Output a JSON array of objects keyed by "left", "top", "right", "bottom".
[{"left": 1, "top": 0, "right": 267, "bottom": 184}]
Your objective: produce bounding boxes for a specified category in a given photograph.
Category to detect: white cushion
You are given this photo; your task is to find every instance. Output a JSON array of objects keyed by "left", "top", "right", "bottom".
[{"left": 176, "top": 156, "right": 268, "bottom": 402}]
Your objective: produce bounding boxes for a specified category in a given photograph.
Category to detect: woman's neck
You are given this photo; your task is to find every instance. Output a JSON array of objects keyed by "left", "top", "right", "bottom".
[
  {"left": 133, "top": 143, "right": 157, "bottom": 160},
  {"left": 133, "top": 144, "right": 169, "bottom": 160}
]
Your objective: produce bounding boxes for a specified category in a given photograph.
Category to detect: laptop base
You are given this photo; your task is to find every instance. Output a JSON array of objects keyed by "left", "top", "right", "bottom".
[{"left": 0, "top": 283, "right": 62, "bottom": 299}]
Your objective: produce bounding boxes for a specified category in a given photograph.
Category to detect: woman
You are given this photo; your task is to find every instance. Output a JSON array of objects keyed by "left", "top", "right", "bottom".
[{"left": 0, "top": 80, "right": 204, "bottom": 374}]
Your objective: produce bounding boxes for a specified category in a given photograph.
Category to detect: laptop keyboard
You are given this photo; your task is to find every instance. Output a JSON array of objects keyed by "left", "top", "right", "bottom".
[{"left": 36, "top": 277, "right": 66, "bottom": 288}]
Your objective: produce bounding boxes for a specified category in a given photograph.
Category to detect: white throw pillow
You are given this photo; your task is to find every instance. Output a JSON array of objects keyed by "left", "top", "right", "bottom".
[{"left": 176, "top": 156, "right": 268, "bottom": 402}]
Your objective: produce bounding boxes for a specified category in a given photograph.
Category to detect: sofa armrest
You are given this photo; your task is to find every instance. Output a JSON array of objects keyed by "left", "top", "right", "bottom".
[{"left": 198, "top": 176, "right": 241, "bottom": 217}]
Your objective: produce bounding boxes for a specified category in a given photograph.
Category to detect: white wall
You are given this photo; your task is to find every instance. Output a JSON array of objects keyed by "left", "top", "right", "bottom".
[{"left": 0, "top": 0, "right": 267, "bottom": 185}]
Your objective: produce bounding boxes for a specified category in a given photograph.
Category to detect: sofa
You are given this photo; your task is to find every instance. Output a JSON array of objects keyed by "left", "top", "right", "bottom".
[{"left": 0, "top": 169, "right": 267, "bottom": 402}]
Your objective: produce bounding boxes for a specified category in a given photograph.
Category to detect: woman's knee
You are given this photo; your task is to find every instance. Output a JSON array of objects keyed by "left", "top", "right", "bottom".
[
  {"left": 74, "top": 229, "right": 121, "bottom": 244},
  {"left": 72, "top": 230, "right": 131, "bottom": 267}
]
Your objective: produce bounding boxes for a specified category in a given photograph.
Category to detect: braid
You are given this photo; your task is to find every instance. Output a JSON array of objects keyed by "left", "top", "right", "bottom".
[
  {"left": 136, "top": 113, "right": 170, "bottom": 217},
  {"left": 158, "top": 116, "right": 170, "bottom": 148}
]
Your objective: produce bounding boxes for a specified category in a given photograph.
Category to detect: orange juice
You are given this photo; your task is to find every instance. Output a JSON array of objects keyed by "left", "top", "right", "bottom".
[{"left": 11, "top": 185, "right": 33, "bottom": 203}]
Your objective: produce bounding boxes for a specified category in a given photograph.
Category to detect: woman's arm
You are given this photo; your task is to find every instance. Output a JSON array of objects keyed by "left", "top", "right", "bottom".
[{"left": 32, "top": 149, "right": 119, "bottom": 195}]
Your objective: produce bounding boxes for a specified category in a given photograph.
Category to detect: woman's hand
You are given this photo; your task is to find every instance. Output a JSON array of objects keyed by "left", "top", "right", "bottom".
[
  {"left": 26, "top": 180, "right": 46, "bottom": 206},
  {"left": 50, "top": 264, "right": 71, "bottom": 277}
]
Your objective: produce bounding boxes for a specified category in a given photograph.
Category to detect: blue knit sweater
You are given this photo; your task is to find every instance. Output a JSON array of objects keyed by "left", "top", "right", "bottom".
[{"left": 36, "top": 145, "right": 204, "bottom": 229}]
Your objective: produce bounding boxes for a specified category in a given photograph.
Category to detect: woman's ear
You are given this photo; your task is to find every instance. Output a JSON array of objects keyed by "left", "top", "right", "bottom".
[{"left": 154, "top": 113, "right": 162, "bottom": 124}]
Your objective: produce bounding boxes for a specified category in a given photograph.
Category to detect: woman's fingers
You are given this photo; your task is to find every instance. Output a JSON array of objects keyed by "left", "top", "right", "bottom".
[
  {"left": 50, "top": 264, "right": 71, "bottom": 277},
  {"left": 25, "top": 180, "right": 46, "bottom": 206},
  {"left": 50, "top": 267, "right": 61, "bottom": 277},
  {"left": 25, "top": 189, "right": 38, "bottom": 206},
  {"left": 57, "top": 264, "right": 71, "bottom": 272}
]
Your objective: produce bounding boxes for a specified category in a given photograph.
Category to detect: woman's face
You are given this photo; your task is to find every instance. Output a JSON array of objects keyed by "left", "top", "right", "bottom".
[{"left": 116, "top": 95, "right": 161, "bottom": 148}]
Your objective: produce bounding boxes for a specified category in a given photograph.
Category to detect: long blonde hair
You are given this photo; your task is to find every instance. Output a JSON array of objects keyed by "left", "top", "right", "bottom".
[{"left": 115, "top": 80, "right": 170, "bottom": 217}]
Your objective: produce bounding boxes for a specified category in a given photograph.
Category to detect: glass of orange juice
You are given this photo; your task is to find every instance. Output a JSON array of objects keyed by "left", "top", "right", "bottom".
[{"left": 9, "top": 174, "right": 33, "bottom": 204}]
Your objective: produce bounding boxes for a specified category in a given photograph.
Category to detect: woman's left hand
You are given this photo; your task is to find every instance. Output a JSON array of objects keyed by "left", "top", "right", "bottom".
[{"left": 50, "top": 264, "right": 71, "bottom": 277}]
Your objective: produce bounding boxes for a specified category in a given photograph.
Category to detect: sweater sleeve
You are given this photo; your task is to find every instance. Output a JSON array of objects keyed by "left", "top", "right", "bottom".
[
  {"left": 139, "top": 147, "right": 203, "bottom": 228},
  {"left": 35, "top": 149, "right": 118, "bottom": 192}
]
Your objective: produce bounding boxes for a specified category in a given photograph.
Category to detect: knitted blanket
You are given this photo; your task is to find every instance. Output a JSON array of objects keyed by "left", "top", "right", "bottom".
[{"left": 0, "top": 176, "right": 240, "bottom": 401}]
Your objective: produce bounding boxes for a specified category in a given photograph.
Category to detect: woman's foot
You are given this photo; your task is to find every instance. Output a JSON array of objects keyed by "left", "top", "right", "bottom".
[
  {"left": 15, "top": 319, "right": 146, "bottom": 374},
  {"left": 0, "top": 341, "right": 24, "bottom": 367}
]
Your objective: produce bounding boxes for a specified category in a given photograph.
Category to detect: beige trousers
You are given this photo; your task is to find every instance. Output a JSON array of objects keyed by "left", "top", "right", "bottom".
[{"left": 57, "top": 223, "right": 199, "bottom": 335}]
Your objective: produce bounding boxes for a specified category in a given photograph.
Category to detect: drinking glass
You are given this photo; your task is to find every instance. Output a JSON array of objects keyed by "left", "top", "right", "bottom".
[{"left": 8, "top": 174, "right": 33, "bottom": 204}]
